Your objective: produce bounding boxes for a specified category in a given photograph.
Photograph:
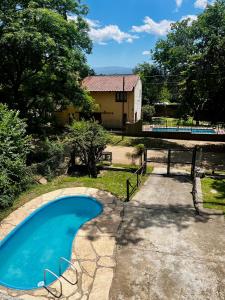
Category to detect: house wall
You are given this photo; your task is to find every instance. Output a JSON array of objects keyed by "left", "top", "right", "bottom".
[
  {"left": 55, "top": 91, "right": 136, "bottom": 129},
  {"left": 133, "top": 79, "right": 142, "bottom": 122},
  {"left": 90, "top": 91, "right": 134, "bottom": 129}
]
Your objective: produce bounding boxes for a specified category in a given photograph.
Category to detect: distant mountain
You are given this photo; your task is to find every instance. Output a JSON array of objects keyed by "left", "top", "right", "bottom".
[{"left": 94, "top": 66, "right": 133, "bottom": 75}]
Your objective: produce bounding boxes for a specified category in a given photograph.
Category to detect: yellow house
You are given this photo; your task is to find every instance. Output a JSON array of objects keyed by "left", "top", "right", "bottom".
[{"left": 55, "top": 75, "right": 142, "bottom": 129}]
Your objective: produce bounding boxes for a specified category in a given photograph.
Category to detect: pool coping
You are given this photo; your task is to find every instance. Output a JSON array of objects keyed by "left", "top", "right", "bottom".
[{"left": 0, "top": 187, "right": 123, "bottom": 300}]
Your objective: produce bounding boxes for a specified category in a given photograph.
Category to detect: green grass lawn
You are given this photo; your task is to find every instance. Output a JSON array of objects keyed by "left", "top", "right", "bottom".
[
  {"left": 201, "top": 177, "right": 225, "bottom": 212},
  {"left": 0, "top": 166, "right": 152, "bottom": 222}
]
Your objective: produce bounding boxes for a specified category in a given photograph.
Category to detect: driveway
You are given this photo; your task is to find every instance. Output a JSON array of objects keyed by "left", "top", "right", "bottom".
[{"left": 110, "top": 170, "right": 225, "bottom": 299}]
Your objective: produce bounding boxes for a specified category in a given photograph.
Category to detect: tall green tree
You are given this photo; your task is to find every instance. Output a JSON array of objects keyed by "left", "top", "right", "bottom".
[
  {"left": 133, "top": 63, "right": 165, "bottom": 104},
  {"left": 153, "top": 0, "right": 225, "bottom": 122},
  {"left": 0, "top": 0, "right": 93, "bottom": 131}
]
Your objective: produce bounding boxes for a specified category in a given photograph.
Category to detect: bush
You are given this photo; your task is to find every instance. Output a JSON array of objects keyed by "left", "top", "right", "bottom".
[
  {"left": 0, "top": 104, "right": 31, "bottom": 208},
  {"left": 29, "top": 138, "right": 66, "bottom": 179},
  {"left": 68, "top": 121, "right": 109, "bottom": 178},
  {"left": 142, "top": 105, "right": 155, "bottom": 122}
]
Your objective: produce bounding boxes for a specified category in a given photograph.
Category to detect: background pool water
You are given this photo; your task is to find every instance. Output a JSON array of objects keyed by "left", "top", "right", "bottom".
[
  {"left": 152, "top": 127, "right": 216, "bottom": 134},
  {"left": 0, "top": 196, "right": 102, "bottom": 290}
]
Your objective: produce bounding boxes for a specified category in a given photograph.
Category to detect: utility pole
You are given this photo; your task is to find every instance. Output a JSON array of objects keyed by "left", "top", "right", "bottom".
[{"left": 122, "top": 76, "right": 125, "bottom": 140}]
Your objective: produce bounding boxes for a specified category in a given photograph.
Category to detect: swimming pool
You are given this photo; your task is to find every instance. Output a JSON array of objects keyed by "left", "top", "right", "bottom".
[
  {"left": 0, "top": 196, "right": 102, "bottom": 290},
  {"left": 152, "top": 127, "right": 216, "bottom": 134}
]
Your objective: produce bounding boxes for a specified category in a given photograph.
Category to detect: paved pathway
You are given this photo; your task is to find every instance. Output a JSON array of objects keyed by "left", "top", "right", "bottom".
[{"left": 110, "top": 169, "right": 225, "bottom": 300}]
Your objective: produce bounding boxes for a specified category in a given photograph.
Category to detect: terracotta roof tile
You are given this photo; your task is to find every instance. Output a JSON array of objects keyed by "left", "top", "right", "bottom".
[{"left": 82, "top": 75, "right": 139, "bottom": 92}]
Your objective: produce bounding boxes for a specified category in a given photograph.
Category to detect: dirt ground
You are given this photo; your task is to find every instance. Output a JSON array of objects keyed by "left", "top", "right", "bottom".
[{"left": 106, "top": 138, "right": 225, "bottom": 171}]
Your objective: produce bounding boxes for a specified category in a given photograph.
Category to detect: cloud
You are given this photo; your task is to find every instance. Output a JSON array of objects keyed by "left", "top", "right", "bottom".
[
  {"left": 176, "top": 0, "right": 183, "bottom": 8},
  {"left": 142, "top": 50, "right": 151, "bottom": 55},
  {"left": 194, "top": 0, "right": 208, "bottom": 9},
  {"left": 180, "top": 14, "right": 198, "bottom": 24},
  {"left": 132, "top": 14, "right": 198, "bottom": 37},
  {"left": 89, "top": 24, "right": 138, "bottom": 45},
  {"left": 68, "top": 16, "right": 136, "bottom": 45},
  {"left": 86, "top": 18, "right": 100, "bottom": 28},
  {"left": 132, "top": 16, "right": 174, "bottom": 36}
]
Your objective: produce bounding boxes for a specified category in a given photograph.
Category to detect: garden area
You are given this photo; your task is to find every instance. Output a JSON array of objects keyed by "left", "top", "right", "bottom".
[{"left": 0, "top": 104, "right": 151, "bottom": 223}]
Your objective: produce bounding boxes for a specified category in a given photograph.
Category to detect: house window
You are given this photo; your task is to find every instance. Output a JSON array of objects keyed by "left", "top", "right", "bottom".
[{"left": 115, "top": 92, "right": 127, "bottom": 102}]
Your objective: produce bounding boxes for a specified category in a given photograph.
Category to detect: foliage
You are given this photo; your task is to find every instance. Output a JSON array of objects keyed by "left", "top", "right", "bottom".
[
  {"left": 142, "top": 105, "right": 155, "bottom": 122},
  {"left": 0, "top": 104, "right": 31, "bottom": 208},
  {"left": 126, "top": 143, "right": 145, "bottom": 164},
  {"left": 158, "top": 85, "right": 172, "bottom": 103},
  {"left": 0, "top": 0, "right": 94, "bottom": 131},
  {"left": 68, "top": 121, "right": 109, "bottom": 178},
  {"left": 29, "top": 138, "right": 66, "bottom": 179},
  {"left": 153, "top": 0, "right": 225, "bottom": 122},
  {"left": 133, "top": 63, "right": 165, "bottom": 105}
]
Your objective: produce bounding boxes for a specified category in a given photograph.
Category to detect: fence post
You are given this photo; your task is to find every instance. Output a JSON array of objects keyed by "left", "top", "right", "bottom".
[
  {"left": 191, "top": 146, "right": 198, "bottom": 179},
  {"left": 137, "top": 171, "right": 139, "bottom": 187},
  {"left": 143, "top": 161, "right": 147, "bottom": 175},
  {"left": 167, "top": 149, "right": 171, "bottom": 176},
  {"left": 144, "top": 148, "right": 147, "bottom": 163},
  {"left": 126, "top": 179, "right": 130, "bottom": 202}
]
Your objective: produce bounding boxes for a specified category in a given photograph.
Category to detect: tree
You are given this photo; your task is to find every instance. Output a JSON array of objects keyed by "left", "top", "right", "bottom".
[
  {"left": 142, "top": 105, "right": 155, "bottom": 122},
  {"left": 133, "top": 63, "right": 165, "bottom": 105},
  {"left": 0, "top": 0, "right": 94, "bottom": 131},
  {"left": 68, "top": 121, "right": 109, "bottom": 178},
  {"left": 153, "top": 0, "right": 225, "bottom": 122},
  {"left": 0, "top": 104, "right": 31, "bottom": 208}
]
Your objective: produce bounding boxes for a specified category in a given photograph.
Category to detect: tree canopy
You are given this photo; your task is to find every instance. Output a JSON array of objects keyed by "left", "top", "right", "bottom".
[
  {"left": 0, "top": 0, "right": 94, "bottom": 131},
  {"left": 153, "top": 0, "right": 225, "bottom": 122},
  {"left": 133, "top": 63, "right": 166, "bottom": 105}
]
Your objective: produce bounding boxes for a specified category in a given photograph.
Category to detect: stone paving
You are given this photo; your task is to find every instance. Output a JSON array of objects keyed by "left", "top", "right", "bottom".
[
  {"left": 0, "top": 188, "right": 123, "bottom": 300},
  {"left": 109, "top": 168, "right": 225, "bottom": 300}
]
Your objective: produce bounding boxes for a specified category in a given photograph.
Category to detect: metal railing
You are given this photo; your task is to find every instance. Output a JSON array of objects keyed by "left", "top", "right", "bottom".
[
  {"left": 144, "top": 146, "right": 198, "bottom": 178},
  {"left": 43, "top": 269, "right": 62, "bottom": 298},
  {"left": 42, "top": 257, "right": 78, "bottom": 298},
  {"left": 59, "top": 257, "right": 78, "bottom": 285},
  {"left": 126, "top": 163, "right": 146, "bottom": 201}
]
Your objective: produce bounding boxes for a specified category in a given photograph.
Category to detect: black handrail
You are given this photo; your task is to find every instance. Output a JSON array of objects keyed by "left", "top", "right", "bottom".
[{"left": 126, "top": 163, "right": 146, "bottom": 201}]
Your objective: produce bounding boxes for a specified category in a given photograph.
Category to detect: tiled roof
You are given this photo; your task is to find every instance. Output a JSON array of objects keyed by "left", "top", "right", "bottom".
[{"left": 82, "top": 75, "right": 140, "bottom": 92}]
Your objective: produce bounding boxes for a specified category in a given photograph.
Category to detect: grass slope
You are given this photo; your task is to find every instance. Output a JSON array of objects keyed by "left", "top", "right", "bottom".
[
  {"left": 0, "top": 166, "right": 152, "bottom": 222},
  {"left": 201, "top": 177, "right": 225, "bottom": 212}
]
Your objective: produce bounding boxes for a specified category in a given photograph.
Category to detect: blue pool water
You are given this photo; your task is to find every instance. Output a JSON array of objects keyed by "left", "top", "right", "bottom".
[
  {"left": 0, "top": 196, "right": 102, "bottom": 290},
  {"left": 152, "top": 127, "right": 216, "bottom": 134}
]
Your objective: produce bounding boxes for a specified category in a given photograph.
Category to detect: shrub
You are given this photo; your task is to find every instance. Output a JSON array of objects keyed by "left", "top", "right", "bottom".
[
  {"left": 142, "top": 105, "right": 155, "bottom": 122},
  {"left": 0, "top": 104, "right": 31, "bottom": 208},
  {"left": 29, "top": 138, "right": 66, "bottom": 179},
  {"left": 68, "top": 121, "right": 109, "bottom": 178}
]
